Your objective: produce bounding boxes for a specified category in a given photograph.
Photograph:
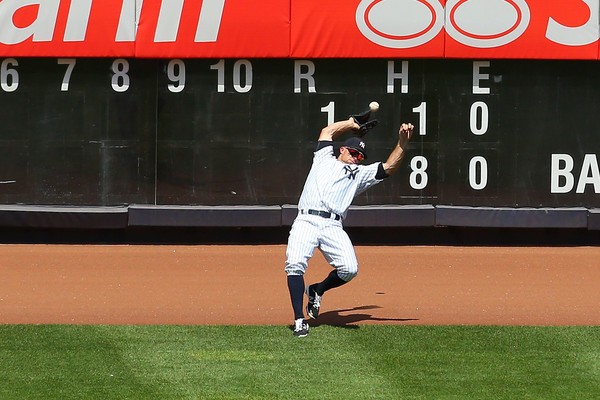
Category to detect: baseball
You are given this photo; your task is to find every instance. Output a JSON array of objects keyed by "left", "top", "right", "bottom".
[{"left": 369, "top": 101, "right": 379, "bottom": 112}]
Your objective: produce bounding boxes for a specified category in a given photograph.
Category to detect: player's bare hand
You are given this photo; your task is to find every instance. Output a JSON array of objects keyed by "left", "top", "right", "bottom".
[
  {"left": 348, "top": 116, "right": 360, "bottom": 130},
  {"left": 398, "top": 123, "right": 414, "bottom": 147}
]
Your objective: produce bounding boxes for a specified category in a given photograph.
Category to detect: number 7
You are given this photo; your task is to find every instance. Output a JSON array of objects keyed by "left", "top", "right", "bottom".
[{"left": 57, "top": 58, "right": 76, "bottom": 92}]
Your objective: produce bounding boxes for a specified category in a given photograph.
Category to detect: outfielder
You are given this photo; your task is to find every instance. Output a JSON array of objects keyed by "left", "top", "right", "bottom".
[{"left": 285, "top": 108, "right": 414, "bottom": 337}]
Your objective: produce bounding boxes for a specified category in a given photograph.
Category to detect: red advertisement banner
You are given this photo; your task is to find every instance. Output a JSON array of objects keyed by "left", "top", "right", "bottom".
[
  {"left": 0, "top": 0, "right": 290, "bottom": 58},
  {"left": 291, "top": 0, "right": 600, "bottom": 59},
  {"left": 443, "top": 0, "right": 599, "bottom": 59},
  {"left": 0, "top": 0, "right": 599, "bottom": 59},
  {"left": 0, "top": 0, "right": 135, "bottom": 57},
  {"left": 290, "top": 0, "right": 446, "bottom": 58},
  {"left": 134, "top": 0, "right": 290, "bottom": 58}
]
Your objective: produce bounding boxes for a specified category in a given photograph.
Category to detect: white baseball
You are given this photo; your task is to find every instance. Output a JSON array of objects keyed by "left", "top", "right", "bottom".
[{"left": 369, "top": 101, "right": 379, "bottom": 112}]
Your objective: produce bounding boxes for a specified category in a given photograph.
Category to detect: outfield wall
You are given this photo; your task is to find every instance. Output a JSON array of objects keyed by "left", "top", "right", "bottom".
[
  {"left": 0, "top": 204, "right": 598, "bottom": 231},
  {"left": 1, "top": 2, "right": 599, "bottom": 231}
]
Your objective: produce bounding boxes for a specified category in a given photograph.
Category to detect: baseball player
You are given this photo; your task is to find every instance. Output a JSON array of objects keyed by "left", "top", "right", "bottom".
[{"left": 285, "top": 110, "right": 414, "bottom": 337}]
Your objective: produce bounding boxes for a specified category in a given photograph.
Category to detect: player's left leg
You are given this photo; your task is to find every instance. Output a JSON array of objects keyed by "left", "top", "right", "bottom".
[
  {"left": 306, "top": 224, "right": 358, "bottom": 318},
  {"left": 319, "top": 223, "right": 359, "bottom": 283}
]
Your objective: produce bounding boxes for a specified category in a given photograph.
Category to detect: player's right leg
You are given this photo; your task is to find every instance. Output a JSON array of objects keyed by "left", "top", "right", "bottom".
[{"left": 284, "top": 217, "right": 319, "bottom": 336}]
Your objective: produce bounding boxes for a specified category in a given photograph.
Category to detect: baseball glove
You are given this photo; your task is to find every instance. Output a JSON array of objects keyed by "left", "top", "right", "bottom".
[{"left": 351, "top": 109, "right": 379, "bottom": 137}]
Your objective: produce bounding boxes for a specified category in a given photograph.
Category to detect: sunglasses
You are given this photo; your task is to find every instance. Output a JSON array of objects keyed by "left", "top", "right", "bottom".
[{"left": 347, "top": 148, "right": 364, "bottom": 161}]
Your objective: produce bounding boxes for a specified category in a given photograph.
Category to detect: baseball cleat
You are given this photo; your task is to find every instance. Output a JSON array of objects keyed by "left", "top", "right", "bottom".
[
  {"left": 306, "top": 284, "right": 322, "bottom": 319},
  {"left": 293, "top": 319, "right": 309, "bottom": 337}
]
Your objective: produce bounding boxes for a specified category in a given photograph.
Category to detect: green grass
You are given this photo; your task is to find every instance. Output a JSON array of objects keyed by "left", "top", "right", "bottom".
[{"left": 0, "top": 325, "right": 599, "bottom": 399}]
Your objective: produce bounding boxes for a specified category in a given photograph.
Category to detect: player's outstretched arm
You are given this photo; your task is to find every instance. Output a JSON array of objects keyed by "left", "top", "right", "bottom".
[
  {"left": 318, "top": 118, "right": 359, "bottom": 141},
  {"left": 382, "top": 123, "right": 414, "bottom": 176}
]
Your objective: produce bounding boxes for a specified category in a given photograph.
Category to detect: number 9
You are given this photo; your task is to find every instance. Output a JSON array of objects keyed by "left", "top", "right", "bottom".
[{"left": 167, "top": 59, "right": 186, "bottom": 93}]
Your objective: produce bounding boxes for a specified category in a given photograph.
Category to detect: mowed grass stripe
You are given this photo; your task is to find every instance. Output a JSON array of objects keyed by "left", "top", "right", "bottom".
[{"left": 0, "top": 325, "right": 599, "bottom": 399}]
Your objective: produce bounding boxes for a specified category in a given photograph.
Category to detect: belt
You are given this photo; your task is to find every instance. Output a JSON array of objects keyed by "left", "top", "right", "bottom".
[{"left": 301, "top": 209, "right": 342, "bottom": 221}]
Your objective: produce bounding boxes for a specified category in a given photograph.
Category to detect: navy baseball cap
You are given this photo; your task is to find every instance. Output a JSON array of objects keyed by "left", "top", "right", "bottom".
[{"left": 342, "top": 137, "right": 367, "bottom": 159}]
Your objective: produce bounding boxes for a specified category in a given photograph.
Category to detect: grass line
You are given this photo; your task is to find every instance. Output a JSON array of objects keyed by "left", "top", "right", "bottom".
[{"left": 0, "top": 325, "right": 599, "bottom": 399}]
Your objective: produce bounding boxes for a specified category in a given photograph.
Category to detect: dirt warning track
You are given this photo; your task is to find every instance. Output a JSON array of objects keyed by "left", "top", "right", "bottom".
[{"left": 1, "top": 245, "right": 598, "bottom": 326}]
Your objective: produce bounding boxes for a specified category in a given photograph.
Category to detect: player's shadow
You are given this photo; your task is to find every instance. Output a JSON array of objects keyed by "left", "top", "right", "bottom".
[{"left": 310, "top": 305, "right": 418, "bottom": 328}]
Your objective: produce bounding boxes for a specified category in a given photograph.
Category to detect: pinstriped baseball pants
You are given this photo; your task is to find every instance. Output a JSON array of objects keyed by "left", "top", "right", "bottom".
[{"left": 284, "top": 214, "right": 358, "bottom": 281}]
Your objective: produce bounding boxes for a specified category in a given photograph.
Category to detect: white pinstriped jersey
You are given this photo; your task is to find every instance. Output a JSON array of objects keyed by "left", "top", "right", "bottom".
[{"left": 297, "top": 144, "right": 383, "bottom": 219}]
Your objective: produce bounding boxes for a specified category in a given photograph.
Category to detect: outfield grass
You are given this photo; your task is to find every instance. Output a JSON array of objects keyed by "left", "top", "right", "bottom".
[{"left": 0, "top": 325, "right": 599, "bottom": 399}]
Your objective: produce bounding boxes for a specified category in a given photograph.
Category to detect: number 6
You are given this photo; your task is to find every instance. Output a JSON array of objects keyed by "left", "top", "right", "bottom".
[{"left": 1, "top": 58, "right": 19, "bottom": 92}]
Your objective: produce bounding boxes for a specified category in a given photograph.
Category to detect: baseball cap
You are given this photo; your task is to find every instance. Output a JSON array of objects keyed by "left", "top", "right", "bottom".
[{"left": 342, "top": 136, "right": 367, "bottom": 159}]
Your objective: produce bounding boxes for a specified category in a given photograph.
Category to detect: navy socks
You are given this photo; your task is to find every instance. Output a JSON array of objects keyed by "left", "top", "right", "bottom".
[
  {"left": 316, "top": 269, "right": 347, "bottom": 295},
  {"left": 287, "top": 275, "right": 305, "bottom": 320}
]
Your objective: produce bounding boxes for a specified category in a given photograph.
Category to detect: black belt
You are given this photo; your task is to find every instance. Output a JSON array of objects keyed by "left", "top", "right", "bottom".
[{"left": 302, "top": 209, "right": 342, "bottom": 221}]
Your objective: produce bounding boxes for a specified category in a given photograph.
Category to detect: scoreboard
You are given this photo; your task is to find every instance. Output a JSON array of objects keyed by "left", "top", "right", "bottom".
[{"left": 0, "top": 57, "right": 598, "bottom": 208}]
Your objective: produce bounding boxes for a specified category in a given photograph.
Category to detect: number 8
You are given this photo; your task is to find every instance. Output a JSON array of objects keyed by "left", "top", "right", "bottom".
[
  {"left": 409, "top": 156, "right": 428, "bottom": 190},
  {"left": 111, "top": 59, "right": 130, "bottom": 92}
]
